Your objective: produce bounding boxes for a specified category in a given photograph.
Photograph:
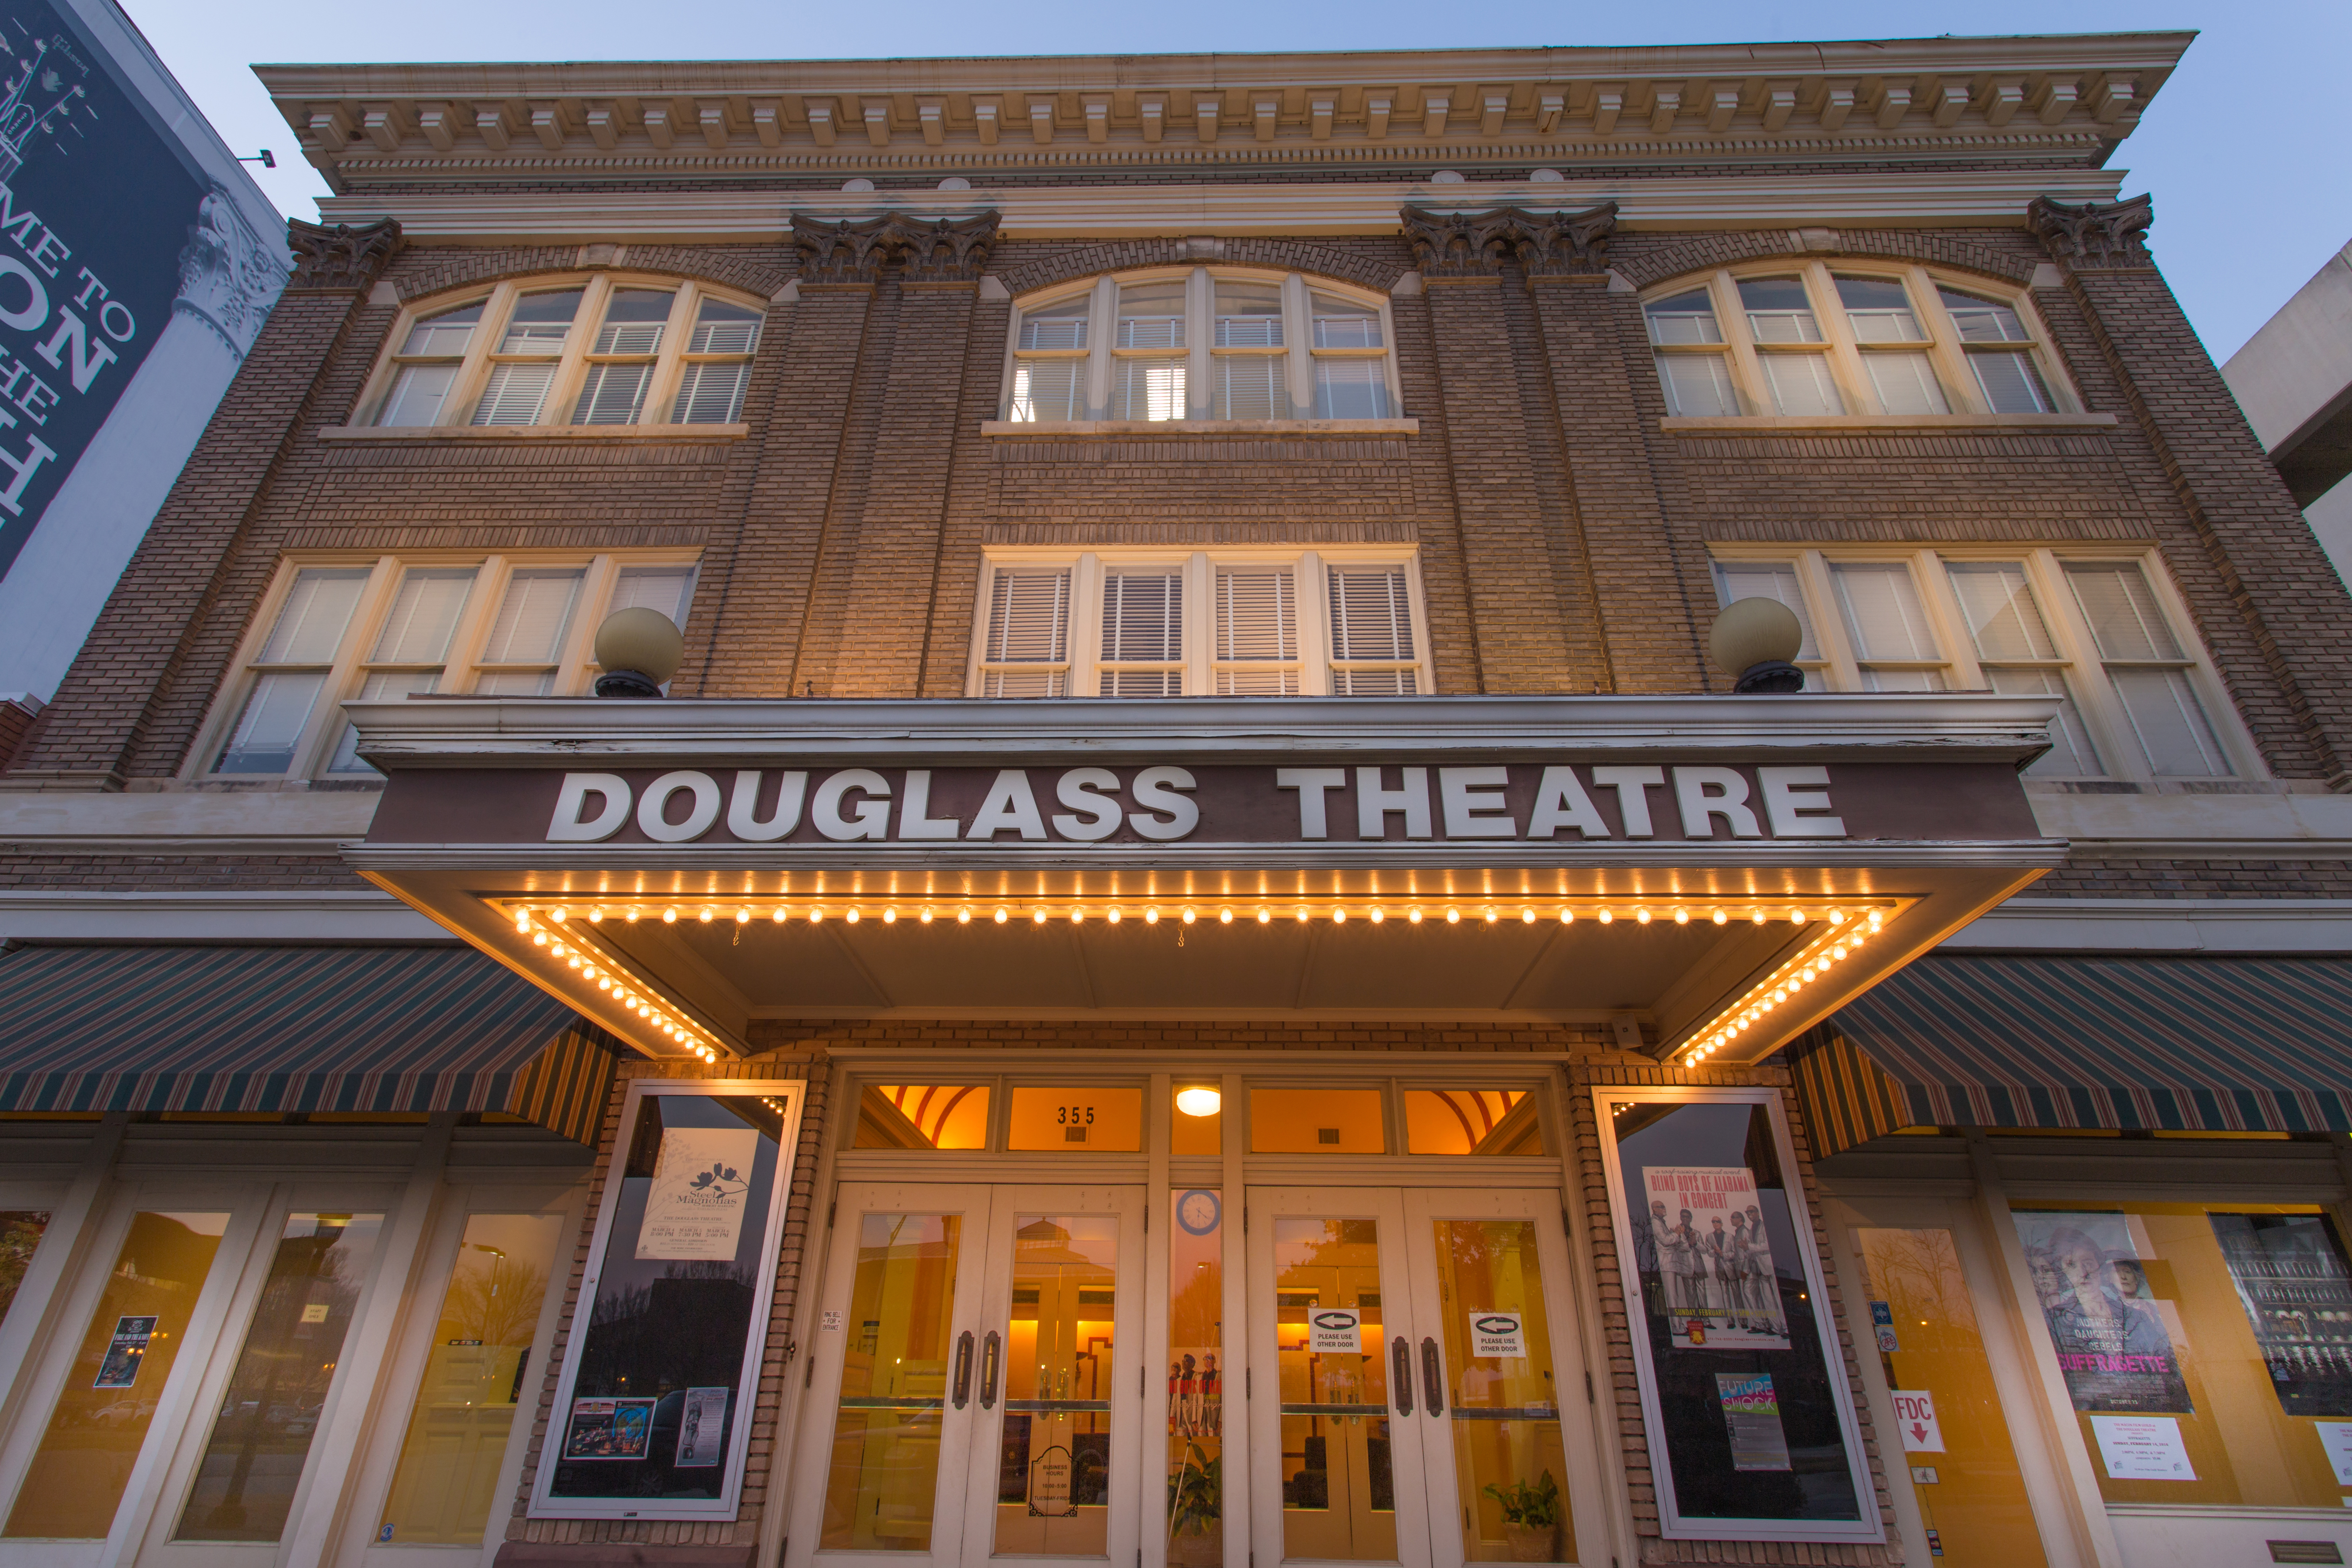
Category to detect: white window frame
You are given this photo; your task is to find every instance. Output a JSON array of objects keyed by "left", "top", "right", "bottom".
[
  {"left": 1708, "top": 542, "right": 2264, "bottom": 784},
  {"left": 1644, "top": 261, "right": 2077, "bottom": 420},
  {"left": 1000, "top": 267, "right": 1403, "bottom": 424},
  {"left": 356, "top": 274, "right": 768, "bottom": 430},
  {"left": 187, "top": 548, "right": 703, "bottom": 781},
  {"left": 964, "top": 546, "right": 1433, "bottom": 697}
]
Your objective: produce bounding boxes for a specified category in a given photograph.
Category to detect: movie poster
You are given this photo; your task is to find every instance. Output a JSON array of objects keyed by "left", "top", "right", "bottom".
[
  {"left": 561, "top": 1396, "right": 655, "bottom": 1460},
  {"left": 635, "top": 1127, "right": 760, "bottom": 1261},
  {"left": 1641, "top": 1167, "right": 1790, "bottom": 1348},
  {"left": 2014, "top": 1211, "right": 2192, "bottom": 1414}
]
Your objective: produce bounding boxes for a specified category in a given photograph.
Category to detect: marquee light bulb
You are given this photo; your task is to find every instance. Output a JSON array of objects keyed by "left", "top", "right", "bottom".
[
  {"left": 1484, "top": 907, "right": 1499, "bottom": 924},
  {"left": 1751, "top": 910, "right": 1766, "bottom": 925},
  {"left": 551, "top": 907, "right": 569, "bottom": 923},
  {"left": 734, "top": 908, "right": 750, "bottom": 924},
  {"left": 699, "top": 907, "right": 714, "bottom": 922},
  {"left": 532, "top": 931, "right": 548, "bottom": 947},
  {"left": 626, "top": 907, "right": 641, "bottom": 923},
  {"left": 1790, "top": 909, "right": 1806, "bottom": 925},
  {"left": 846, "top": 907, "right": 861, "bottom": 924},
  {"left": 1146, "top": 908, "right": 1160, "bottom": 925},
  {"left": 514, "top": 914, "right": 533, "bottom": 934},
  {"left": 589, "top": 907, "right": 605, "bottom": 923},
  {"left": 810, "top": 907, "right": 824, "bottom": 923},
  {"left": 1637, "top": 908, "right": 1652, "bottom": 925},
  {"left": 663, "top": 907, "right": 679, "bottom": 923},
  {"left": 1257, "top": 907, "right": 1271, "bottom": 924},
  {"left": 1559, "top": 908, "right": 1574, "bottom": 924},
  {"left": 1712, "top": 908, "right": 1728, "bottom": 925},
  {"left": 1033, "top": 908, "right": 1047, "bottom": 924},
  {"left": 1445, "top": 907, "right": 1460, "bottom": 925},
  {"left": 921, "top": 908, "right": 935, "bottom": 924},
  {"left": 884, "top": 908, "right": 897, "bottom": 925},
  {"left": 1674, "top": 909, "right": 1690, "bottom": 925},
  {"left": 1370, "top": 907, "right": 1386, "bottom": 924},
  {"left": 550, "top": 942, "right": 567, "bottom": 957},
  {"left": 1522, "top": 907, "right": 1536, "bottom": 924},
  {"left": 1108, "top": 907, "right": 1122, "bottom": 924},
  {"left": 1183, "top": 908, "right": 1197, "bottom": 925},
  {"left": 1219, "top": 907, "right": 1233, "bottom": 925},
  {"left": 771, "top": 906, "right": 787, "bottom": 922},
  {"left": 1295, "top": 907, "right": 1309, "bottom": 923},
  {"left": 1409, "top": 907, "right": 1423, "bottom": 924},
  {"left": 1331, "top": 907, "right": 1347, "bottom": 923},
  {"left": 1598, "top": 909, "right": 1614, "bottom": 925},
  {"left": 994, "top": 907, "right": 1008, "bottom": 924},
  {"left": 1067, "top": 907, "right": 1081, "bottom": 924},
  {"left": 958, "top": 907, "right": 972, "bottom": 924},
  {"left": 1829, "top": 909, "right": 1846, "bottom": 926}
]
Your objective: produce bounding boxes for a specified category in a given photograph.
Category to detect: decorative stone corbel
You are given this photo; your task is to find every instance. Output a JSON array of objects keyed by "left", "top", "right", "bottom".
[
  {"left": 1399, "top": 202, "right": 1618, "bottom": 279},
  {"left": 2026, "top": 193, "right": 2153, "bottom": 270},
  {"left": 286, "top": 216, "right": 403, "bottom": 292},
  {"left": 788, "top": 209, "right": 1000, "bottom": 284}
]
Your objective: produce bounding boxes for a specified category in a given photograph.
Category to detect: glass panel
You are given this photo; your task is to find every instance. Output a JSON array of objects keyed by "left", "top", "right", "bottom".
[
  {"left": 593, "top": 288, "right": 674, "bottom": 354},
  {"left": 1213, "top": 355, "right": 1285, "bottom": 420},
  {"left": 215, "top": 671, "right": 330, "bottom": 774},
  {"left": 1168, "top": 1191, "right": 1224, "bottom": 1568},
  {"left": 1968, "top": 350, "right": 2054, "bottom": 414},
  {"left": 573, "top": 362, "right": 653, "bottom": 425},
  {"left": 609, "top": 565, "right": 697, "bottom": 628},
  {"left": 370, "top": 567, "right": 476, "bottom": 664},
  {"left": 1006, "top": 1087, "right": 1144, "bottom": 1152},
  {"left": 1117, "top": 281, "right": 1187, "bottom": 350},
  {"left": 1019, "top": 294, "right": 1091, "bottom": 352},
  {"left": 1737, "top": 277, "right": 1822, "bottom": 343},
  {"left": 1114, "top": 357, "right": 1186, "bottom": 421},
  {"left": 1102, "top": 570, "right": 1181, "bottom": 664},
  {"left": 377, "top": 362, "right": 459, "bottom": 427},
  {"left": 853, "top": 1084, "right": 991, "bottom": 1150},
  {"left": 1011, "top": 358, "right": 1083, "bottom": 423},
  {"left": 1985, "top": 667, "right": 2103, "bottom": 777},
  {"left": 2011, "top": 1205, "right": 2352, "bottom": 1508},
  {"left": 2110, "top": 669, "right": 2232, "bottom": 776},
  {"left": 258, "top": 567, "right": 370, "bottom": 665},
  {"left": 1403, "top": 1091, "right": 1548, "bottom": 1156},
  {"left": 1274, "top": 1218, "right": 1393, "bottom": 1561},
  {"left": 1937, "top": 288, "right": 2032, "bottom": 343},
  {"left": 377, "top": 1213, "right": 562, "bottom": 1545},
  {"left": 994, "top": 1215, "right": 1118, "bottom": 1556},
  {"left": 1863, "top": 352, "right": 1948, "bottom": 415},
  {"left": 1311, "top": 293, "right": 1382, "bottom": 349},
  {"left": 176, "top": 1213, "right": 386, "bottom": 1542},
  {"left": 1213, "top": 280, "right": 1283, "bottom": 347},
  {"left": 473, "top": 670, "right": 555, "bottom": 696},
  {"left": 0, "top": 1211, "right": 51, "bottom": 1330},
  {"left": 2065, "top": 561, "right": 2187, "bottom": 662},
  {"left": 673, "top": 360, "right": 751, "bottom": 424},
  {"left": 1834, "top": 275, "right": 1924, "bottom": 342},
  {"left": 1711, "top": 561, "right": 1820, "bottom": 661},
  {"left": 1644, "top": 288, "right": 1722, "bottom": 346},
  {"left": 550, "top": 1094, "right": 787, "bottom": 1502},
  {"left": 1171, "top": 1086, "right": 1223, "bottom": 1157},
  {"left": 499, "top": 288, "right": 582, "bottom": 350},
  {"left": 1436, "top": 1220, "right": 1572, "bottom": 1563},
  {"left": 4, "top": 1212, "right": 230, "bottom": 1539},
  {"left": 400, "top": 301, "right": 484, "bottom": 357},
  {"left": 326, "top": 671, "right": 439, "bottom": 775},
  {"left": 688, "top": 298, "right": 763, "bottom": 356},
  {"left": 1312, "top": 359, "right": 1390, "bottom": 419},
  {"left": 1858, "top": 668, "right": 1947, "bottom": 693},
  {"left": 1946, "top": 562, "right": 2059, "bottom": 661},
  {"left": 1654, "top": 353, "right": 1737, "bottom": 417},
  {"left": 821, "top": 1213, "right": 962, "bottom": 1549},
  {"left": 1755, "top": 352, "right": 1844, "bottom": 416},
  {"left": 471, "top": 361, "right": 557, "bottom": 425},
  {"left": 1609, "top": 1099, "right": 1864, "bottom": 1524},
  {"left": 1250, "top": 1088, "right": 1386, "bottom": 1153},
  {"left": 1856, "top": 1227, "right": 2046, "bottom": 1568},
  {"left": 479, "top": 569, "right": 584, "bottom": 667},
  {"left": 1832, "top": 561, "right": 1941, "bottom": 662}
]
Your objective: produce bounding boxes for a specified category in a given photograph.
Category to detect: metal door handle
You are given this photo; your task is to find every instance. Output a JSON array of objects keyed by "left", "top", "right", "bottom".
[
  {"left": 1421, "top": 1337, "right": 1445, "bottom": 1415},
  {"left": 1391, "top": 1336, "right": 1414, "bottom": 1416},
  {"left": 952, "top": 1330, "right": 974, "bottom": 1410},
  {"left": 980, "top": 1329, "right": 1001, "bottom": 1410}
]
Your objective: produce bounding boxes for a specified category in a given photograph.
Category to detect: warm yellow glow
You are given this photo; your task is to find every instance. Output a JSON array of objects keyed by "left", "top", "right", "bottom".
[
  {"left": 1674, "top": 908, "right": 1690, "bottom": 925},
  {"left": 1146, "top": 907, "right": 1160, "bottom": 924},
  {"left": 1750, "top": 910, "right": 1765, "bottom": 925},
  {"left": 1176, "top": 1086, "right": 1222, "bottom": 1118},
  {"left": 590, "top": 907, "right": 605, "bottom": 922},
  {"left": 921, "top": 908, "right": 935, "bottom": 924},
  {"left": 663, "top": 907, "right": 679, "bottom": 923},
  {"left": 551, "top": 906, "right": 569, "bottom": 923},
  {"left": 1637, "top": 908, "right": 1652, "bottom": 924},
  {"left": 957, "top": 907, "right": 971, "bottom": 924},
  {"left": 1522, "top": 907, "right": 1536, "bottom": 923},
  {"left": 1712, "top": 908, "right": 1728, "bottom": 925},
  {"left": 846, "top": 908, "right": 861, "bottom": 924},
  {"left": 1257, "top": 907, "right": 1271, "bottom": 924},
  {"left": 1484, "top": 907, "right": 1498, "bottom": 924},
  {"left": 699, "top": 907, "right": 714, "bottom": 922},
  {"left": 771, "top": 906, "right": 787, "bottom": 922},
  {"left": 1332, "top": 907, "right": 1347, "bottom": 923},
  {"left": 1032, "top": 908, "right": 1047, "bottom": 924},
  {"left": 1218, "top": 907, "right": 1234, "bottom": 924},
  {"left": 994, "top": 907, "right": 1008, "bottom": 924},
  {"left": 1560, "top": 908, "right": 1574, "bottom": 924},
  {"left": 514, "top": 914, "right": 532, "bottom": 934},
  {"left": 1409, "top": 907, "right": 1423, "bottom": 924},
  {"left": 532, "top": 931, "right": 548, "bottom": 947},
  {"left": 1445, "top": 907, "right": 1460, "bottom": 924},
  {"left": 1370, "top": 907, "right": 1386, "bottom": 924},
  {"left": 734, "top": 908, "right": 750, "bottom": 924},
  {"left": 1598, "top": 910, "right": 1613, "bottom": 925},
  {"left": 1107, "top": 907, "right": 1122, "bottom": 924},
  {"left": 810, "top": 907, "right": 825, "bottom": 923},
  {"left": 1182, "top": 907, "right": 1197, "bottom": 925},
  {"left": 1069, "top": 907, "right": 1082, "bottom": 923}
]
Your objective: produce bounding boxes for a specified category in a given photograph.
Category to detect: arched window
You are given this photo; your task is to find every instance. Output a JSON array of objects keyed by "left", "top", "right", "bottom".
[
  {"left": 362, "top": 274, "right": 767, "bottom": 429},
  {"left": 1642, "top": 262, "right": 2075, "bottom": 420},
  {"left": 1003, "top": 269, "right": 1401, "bottom": 424}
]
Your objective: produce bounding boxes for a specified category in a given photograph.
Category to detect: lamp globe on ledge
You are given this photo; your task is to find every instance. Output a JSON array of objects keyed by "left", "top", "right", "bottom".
[
  {"left": 1709, "top": 597, "right": 1807, "bottom": 694},
  {"left": 592, "top": 607, "right": 684, "bottom": 698}
]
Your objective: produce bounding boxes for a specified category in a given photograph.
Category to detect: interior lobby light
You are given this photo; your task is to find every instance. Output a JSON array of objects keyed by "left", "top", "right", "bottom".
[{"left": 1176, "top": 1086, "right": 1222, "bottom": 1118}]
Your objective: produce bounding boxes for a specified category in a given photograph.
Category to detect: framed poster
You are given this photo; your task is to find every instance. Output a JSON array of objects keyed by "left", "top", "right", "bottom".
[
  {"left": 530, "top": 1078, "right": 806, "bottom": 1521},
  {"left": 1594, "top": 1086, "right": 1881, "bottom": 1543}
]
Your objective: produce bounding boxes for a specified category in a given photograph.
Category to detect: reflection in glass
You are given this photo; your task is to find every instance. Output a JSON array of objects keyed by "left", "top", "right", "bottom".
[
  {"left": 996, "top": 1215, "right": 1118, "bottom": 1555},
  {"left": 0, "top": 1210, "right": 52, "bottom": 1329},
  {"left": 1435, "top": 1220, "right": 1571, "bottom": 1563},
  {"left": 4, "top": 1212, "right": 229, "bottom": 1538},
  {"left": 1403, "top": 1091, "right": 1548, "bottom": 1155},
  {"left": 378, "top": 1213, "right": 564, "bottom": 1544},
  {"left": 855, "top": 1084, "right": 991, "bottom": 1149},
  {"left": 821, "top": 1214, "right": 961, "bottom": 1550},
  {"left": 1168, "top": 1191, "right": 1223, "bottom": 1567},
  {"left": 1007, "top": 1087, "right": 1144, "bottom": 1151},
  {"left": 1274, "top": 1217, "right": 1394, "bottom": 1561}
]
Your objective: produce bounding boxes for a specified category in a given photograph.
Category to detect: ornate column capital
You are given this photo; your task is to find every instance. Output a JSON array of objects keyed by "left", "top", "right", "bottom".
[
  {"left": 789, "top": 210, "right": 1000, "bottom": 284},
  {"left": 2027, "top": 193, "right": 2153, "bottom": 270},
  {"left": 176, "top": 184, "right": 290, "bottom": 360},
  {"left": 286, "top": 216, "right": 403, "bottom": 291},
  {"left": 1400, "top": 202, "right": 1618, "bottom": 279}
]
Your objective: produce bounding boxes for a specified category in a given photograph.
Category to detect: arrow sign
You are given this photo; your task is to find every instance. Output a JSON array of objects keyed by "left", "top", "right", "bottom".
[{"left": 1892, "top": 1390, "right": 1945, "bottom": 1453}]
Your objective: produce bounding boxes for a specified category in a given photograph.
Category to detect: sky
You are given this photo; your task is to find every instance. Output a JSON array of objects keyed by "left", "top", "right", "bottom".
[{"left": 120, "top": 0, "right": 2352, "bottom": 363}]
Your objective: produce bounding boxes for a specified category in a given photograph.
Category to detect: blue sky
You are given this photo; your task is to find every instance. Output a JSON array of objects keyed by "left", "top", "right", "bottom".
[{"left": 122, "top": 0, "right": 2350, "bottom": 362}]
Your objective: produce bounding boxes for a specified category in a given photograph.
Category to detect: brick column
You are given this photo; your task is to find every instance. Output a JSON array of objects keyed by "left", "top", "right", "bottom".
[
  {"left": 2033, "top": 195, "right": 2352, "bottom": 788},
  {"left": 4, "top": 219, "right": 401, "bottom": 789}
]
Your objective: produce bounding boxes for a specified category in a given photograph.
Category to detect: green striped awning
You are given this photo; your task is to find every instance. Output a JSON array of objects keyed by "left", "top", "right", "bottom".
[
  {"left": 0, "top": 945, "right": 620, "bottom": 1145},
  {"left": 1792, "top": 955, "right": 2352, "bottom": 1159}
]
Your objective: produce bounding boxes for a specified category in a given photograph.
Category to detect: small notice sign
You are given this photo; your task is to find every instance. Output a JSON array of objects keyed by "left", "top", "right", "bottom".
[
  {"left": 1307, "top": 1307, "right": 1362, "bottom": 1354},
  {"left": 675, "top": 1387, "right": 729, "bottom": 1467},
  {"left": 300, "top": 1303, "right": 331, "bottom": 1324},
  {"left": 1469, "top": 1311, "right": 1526, "bottom": 1358},
  {"left": 1871, "top": 1300, "right": 1899, "bottom": 1354},
  {"left": 1892, "top": 1390, "right": 1945, "bottom": 1453},
  {"left": 94, "top": 1316, "right": 157, "bottom": 1389},
  {"left": 2316, "top": 1422, "right": 2352, "bottom": 1484},
  {"left": 2091, "top": 1414, "right": 2196, "bottom": 1480},
  {"left": 1716, "top": 1372, "right": 1792, "bottom": 1471},
  {"left": 1028, "top": 1444, "right": 1075, "bottom": 1516},
  {"left": 820, "top": 1309, "right": 844, "bottom": 1332}
]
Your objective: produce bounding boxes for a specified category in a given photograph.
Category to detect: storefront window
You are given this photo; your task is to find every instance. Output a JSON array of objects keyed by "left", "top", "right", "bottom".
[
  {"left": 1169, "top": 1190, "right": 1224, "bottom": 1566},
  {"left": 1252, "top": 1089, "right": 1386, "bottom": 1153},
  {"left": 0, "top": 1210, "right": 51, "bottom": 1327},
  {"left": 1597, "top": 1094, "right": 1875, "bottom": 1539},
  {"left": 1007, "top": 1087, "right": 1143, "bottom": 1152},
  {"left": 1403, "top": 1090, "right": 1548, "bottom": 1155},
  {"left": 995, "top": 1214, "right": 1119, "bottom": 1554},
  {"left": 4, "top": 1211, "right": 230, "bottom": 1539},
  {"left": 855, "top": 1084, "right": 991, "bottom": 1149},
  {"left": 1172, "top": 1085, "right": 1223, "bottom": 1156},
  {"left": 1434, "top": 1219, "right": 1574, "bottom": 1562},
  {"left": 2012, "top": 1203, "right": 2352, "bottom": 1507},
  {"left": 377, "top": 1213, "right": 565, "bottom": 1544}
]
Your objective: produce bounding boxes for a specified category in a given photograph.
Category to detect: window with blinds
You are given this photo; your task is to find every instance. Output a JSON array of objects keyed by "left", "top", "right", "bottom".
[
  {"left": 971, "top": 553, "right": 1426, "bottom": 698},
  {"left": 673, "top": 298, "right": 763, "bottom": 424},
  {"left": 473, "top": 289, "right": 581, "bottom": 426},
  {"left": 572, "top": 288, "right": 674, "bottom": 425}
]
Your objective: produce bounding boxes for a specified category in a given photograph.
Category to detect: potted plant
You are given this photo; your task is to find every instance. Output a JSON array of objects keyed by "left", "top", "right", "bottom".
[
  {"left": 1481, "top": 1471, "right": 1561, "bottom": 1562},
  {"left": 1167, "top": 1443, "right": 1220, "bottom": 1566}
]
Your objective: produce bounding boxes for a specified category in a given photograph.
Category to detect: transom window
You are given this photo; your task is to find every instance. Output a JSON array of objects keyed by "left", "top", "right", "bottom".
[
  {"left": 367, "top": 275, "right": 765, "bottom": 430},
  {"left": 199, "top": 550, "right": 700, "bottom": 780},
  {"left": 970, "top": 549, "right": 1429, "bottom": 697},
  {"left": 1005, "top": 269, "right": 1400, "bottom": 424},
  {"left": 1646, "top": 263, "right": 2071, "bottom": 420},
  {"left": 1710, "top": 546, "right": 2253, "bottom": 783}
]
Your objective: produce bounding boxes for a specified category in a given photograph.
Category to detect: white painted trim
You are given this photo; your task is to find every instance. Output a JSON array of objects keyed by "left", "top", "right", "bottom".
[
  {"left": 0, "top": 891, "right": 446, "bottom": 942},
  {"left": 1941, "top": 898, "right": 2352, "bottom": 954}
]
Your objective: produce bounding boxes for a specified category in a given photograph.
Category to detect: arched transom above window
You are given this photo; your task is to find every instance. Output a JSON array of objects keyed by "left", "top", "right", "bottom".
[{"left": 1003, "top": 269, "right": 1401, "bottom": 425}]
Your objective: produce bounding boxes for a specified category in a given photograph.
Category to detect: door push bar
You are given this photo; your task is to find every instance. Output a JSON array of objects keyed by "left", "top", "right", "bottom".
[
  {"left": 1391, "top": 1336, "right": 1414, "bottom": 1416},
  {"left": 952, "top": 1330, "right": 974, "bottom": 1410},
  {"left": 1421, "top": 1337, "right": 1445, "bottom": 1415},
  {"left": 980, "top": 1329, "right": 1002, "bottom": 1410}
]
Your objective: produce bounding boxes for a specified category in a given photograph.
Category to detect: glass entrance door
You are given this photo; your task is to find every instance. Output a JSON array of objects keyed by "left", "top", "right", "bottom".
[
  {"left": 788, "top": 1183, "right": 1143, "bottom": 1568},
  {"left": 1246, "top": 1189, "right": 1602, "bottom": 1568}
]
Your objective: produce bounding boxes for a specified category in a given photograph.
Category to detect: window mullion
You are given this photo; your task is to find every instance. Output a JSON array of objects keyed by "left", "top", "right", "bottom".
[
  {"left": 2031, "top": 549, "right": 2143, "bottom": 781},
  {"left": 558, "top": 556, "right": 623, "bottom": 693},
  {"left": 1709, "top": 272, "right": 1766, "bottom": 416},
  {"left": 1086, "top": 277, "right": 1116, "bottom": 421},
  {"left": 1792, "top": 552, "right": 1861, "bottom": 690},
  {"left": 544, "top": 275, "right": 606, "bottom": 425},
  {"left": 449, "top": 282, "right": 518, "bottom": 425},
  {"left": 1803, "top": 260, "right": 1872, "bottom": 416},
  {"left": 1911, "top": 550, "right": 1977, "bottom": 688},
  {"left": 1072, "top": 553, "right": 1104, "bottom": 697},
  {"left": 291, "top": 557, "right": 402, "bottom": 779},
  {"left": 1185, "top": 268, "right": 1212, "bottom": 422},
  {"left": 1283, "top": 274, "right": 1313, "bottom": 419},
  {"left": 1299, "top": 550, "right": 1331, "bottom": 696},
  {"left": 1187, "top": 553, "right": 1213, "bottom": 695},
  {"left": 1914, "top": 269, "right": 1984, "bottom": 416},
  {"left": 640, "top": 284, "right": 700, "bottom": 427},
  {"left": 1403, "top": 553, "right": 1433, "bottom": 692}
]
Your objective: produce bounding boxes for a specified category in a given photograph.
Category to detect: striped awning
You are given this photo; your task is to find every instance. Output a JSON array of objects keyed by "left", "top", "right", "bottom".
[
  {"left": 0, "top": 945, "right": 620, "bottom": 1145},
  {"left": 1792, "top": 955, "right": 2352, "bottom": 1158}
]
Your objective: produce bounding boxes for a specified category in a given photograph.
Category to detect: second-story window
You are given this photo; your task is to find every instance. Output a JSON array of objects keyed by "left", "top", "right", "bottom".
[
  {"left": 1004, "top": 269, "right": 1400, "bottom": 425},
  {"left": 363, "top": 275, "right": 766, "bottom": 430}
]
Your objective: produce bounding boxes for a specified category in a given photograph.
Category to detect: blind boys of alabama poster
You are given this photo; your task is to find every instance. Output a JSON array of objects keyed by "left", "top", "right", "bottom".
[{"left": 1643, "top": 1167, "right": 1789, "bottom": 1349}]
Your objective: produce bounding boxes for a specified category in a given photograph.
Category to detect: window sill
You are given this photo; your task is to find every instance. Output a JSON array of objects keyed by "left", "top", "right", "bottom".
[
  {"left": 1660, "top": 413, "right": 2116, "bottom": 436},
  {"left": 980, "top": 418, "right": 1419, "bottom": 439},
  {"left": 319, "top": 423, "right": 750, "bottom": 444}
]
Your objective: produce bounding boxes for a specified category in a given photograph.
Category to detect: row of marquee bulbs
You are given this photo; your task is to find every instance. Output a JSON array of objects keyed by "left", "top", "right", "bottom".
[
  {"left": 518, "top": 901, "right": 1855, "bottom": 929},
  {"left": 515, "top": 911, "right": 726, "bottom": 1060},
  {"left": 1679, "top": 907, "right": 1886, "bottom": 1064}
]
